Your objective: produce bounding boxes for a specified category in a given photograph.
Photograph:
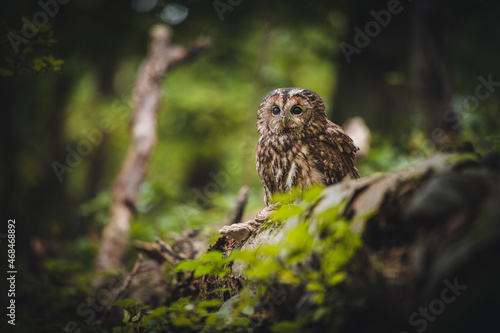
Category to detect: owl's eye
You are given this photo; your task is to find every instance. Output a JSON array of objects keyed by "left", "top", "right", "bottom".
[
  {"left": 272, "top": 106, "right": 280, "bottom": 115},
  {"left": 291, "top": 106, "right": 302, "bottom": 115}
]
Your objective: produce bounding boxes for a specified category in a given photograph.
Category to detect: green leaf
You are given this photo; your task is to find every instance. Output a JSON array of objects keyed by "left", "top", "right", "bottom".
[
  {"left": 198, "top": 299, "right": 222, "bottom": 308},
  {"left": 113, "top": 299, "right": 138, "bottom": 307},
  {"left": 200, "top": 250, "right": 224, "bottom": 263},
  {"left": 258, "top": 244, "right": 280, "bottom": 257},
  {"left": 284, "top": 223, "right": 312, "bottom": 249},
  {"left": 271, "top": 187, "right": 302, "bottom": 204},
  {"left": 317, "top": 204, "right": 341, "bottom": 220},
  {"left": 137, "top": 305, "right": 150, "bottom": 312},
  {"left": 131, "top": 313, "right": 141, "bottom": 323},
  {"left": 176, "top": 259, "right": 201, "bottom": 271},
  {"left": 233, "top": 249, "right": 257, "bottom": 262},
  {"left": 193, "top": 264, "right": 216, "bottom": 277},
  {"left": 242, "top": 305, "right": 254, "bottom": 316},
  {"left": 306, "top": 281, "right": 323, "bottom": 292},
  {"left": 170, "top": 313, "right": 193, "bottom": 326},
  {"left": 272, "top": 204, "right": 304, "bottom": 220},
  {"left": 277, "top": 269, "right": 299, "bottom": 284},
  {"left": 122, "top": 309, "right": 131, "bottom": 323},
  {"left": 328, "top": 272, "right": 345, "bottom": 286},
  {"left": 245, "top": 260, "right": 280, "bottom": 279},
  {"left": 149, "top": 306, "right": 167, "bottom": 317},
  {"left": 447, "top": 153, "right": 479, "bottom": 164},
  {"left": 302, "top": 184, "right": 324, "bottom": 203},
  {"left": 272, "top": 320, "right": 304, "bottom": 333},
  {"left": 205, "top": 313, "right": 219, "bottom": 327}
]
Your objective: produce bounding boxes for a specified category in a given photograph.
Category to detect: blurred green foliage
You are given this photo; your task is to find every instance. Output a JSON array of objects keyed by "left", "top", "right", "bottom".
[{"left": 0, "top": 23, "right": 64, "bottom": 75}]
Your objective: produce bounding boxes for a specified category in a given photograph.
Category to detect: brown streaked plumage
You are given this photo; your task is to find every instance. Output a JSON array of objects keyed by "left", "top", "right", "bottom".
[{"left": 256, "top": 88, "right": 360, "bottom": 205}]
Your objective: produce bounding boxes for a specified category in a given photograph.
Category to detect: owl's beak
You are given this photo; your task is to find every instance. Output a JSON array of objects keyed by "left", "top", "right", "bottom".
[{"left": 282, "top": 117, "right": 287, "bottom": 128}]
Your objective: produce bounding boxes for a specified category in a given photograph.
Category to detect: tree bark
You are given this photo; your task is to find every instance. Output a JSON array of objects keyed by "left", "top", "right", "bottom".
[{"left": 95, "top": 25, "right": 209, "bottom": 271}]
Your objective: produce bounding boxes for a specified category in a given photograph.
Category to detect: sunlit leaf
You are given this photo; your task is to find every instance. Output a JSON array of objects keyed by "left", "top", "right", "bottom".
[
  {"left": 122, "top": 309, "right": 130, "bottom": 323},
  {"left": 198, "top": 299, "right": 222, "bottom": 308},
  {"left": 328, "top": 272, "right": 345, "bottom": 286},
  {"left": 193, "top": 264, "right": 215, "bottom": 277},
  {"left": 200, "top": 250, "right": 224, "bottom": 263},
  {"left": 302, "top": 184, "right": 324, "bottom": 203},
  {"left": 272, "top": 204, "right": 304, "bottom": 221},
  {"left": 175, "top": 260, "right": 201, "bottom": 271}
]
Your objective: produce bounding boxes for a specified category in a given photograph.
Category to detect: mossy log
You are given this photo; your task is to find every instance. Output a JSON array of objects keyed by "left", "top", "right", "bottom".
[{"left": 206, "top": 152, "right": 500, "bottom": 332}]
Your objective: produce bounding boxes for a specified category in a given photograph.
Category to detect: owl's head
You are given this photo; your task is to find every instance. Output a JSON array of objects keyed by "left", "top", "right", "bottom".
[{"left": 257, "top": 88, "right": 327, "bottom": 137}]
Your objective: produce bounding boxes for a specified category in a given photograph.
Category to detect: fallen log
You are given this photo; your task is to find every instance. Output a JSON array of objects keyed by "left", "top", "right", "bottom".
[
  {"left": 114, "top": 151, "right": 500, "bottom": 332},
  {"left": 204, "top": 151, "right": 500, "bottom": 332}
]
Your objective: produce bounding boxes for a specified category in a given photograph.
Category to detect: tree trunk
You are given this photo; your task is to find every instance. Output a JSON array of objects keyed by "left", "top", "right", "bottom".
[{"left": 410, "top": 0, "right": 456, "bottom": 146}]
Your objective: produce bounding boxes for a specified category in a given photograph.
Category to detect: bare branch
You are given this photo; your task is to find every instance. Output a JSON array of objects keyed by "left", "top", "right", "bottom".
[{"left": 95, "top": 25, "right": 209, "bottom": 270}]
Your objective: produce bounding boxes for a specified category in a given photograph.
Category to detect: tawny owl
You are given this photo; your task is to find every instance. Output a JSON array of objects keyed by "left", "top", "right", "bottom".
[{"left": 256, "top": 88, "right": 360, "bottom": 205}]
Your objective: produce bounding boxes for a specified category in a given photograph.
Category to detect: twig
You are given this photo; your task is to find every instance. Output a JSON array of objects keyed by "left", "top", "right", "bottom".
[
  {"left": 155, "top": 237, "right": 186, "bottom": 264},
  {"left": 95, "top": 253, "right": 143, "bottom": 327},
  {"left": 226, "top": 186, "right": 249, "bottom": 225}
]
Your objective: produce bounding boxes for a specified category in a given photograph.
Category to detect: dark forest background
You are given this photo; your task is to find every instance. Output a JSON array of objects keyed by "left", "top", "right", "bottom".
[{"left": 1, "top": 0, "right": 499, "bottom": 331}]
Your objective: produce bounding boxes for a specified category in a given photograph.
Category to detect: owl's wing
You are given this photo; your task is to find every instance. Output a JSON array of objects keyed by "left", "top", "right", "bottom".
[{"left": 314, "top": 121, "right": 360, "bottom": 185}]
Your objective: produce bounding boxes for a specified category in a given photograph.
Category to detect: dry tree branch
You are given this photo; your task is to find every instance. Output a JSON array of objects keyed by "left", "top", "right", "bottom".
[{"left": 95, "top": 25, "right": 209, "bottom": 270}]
